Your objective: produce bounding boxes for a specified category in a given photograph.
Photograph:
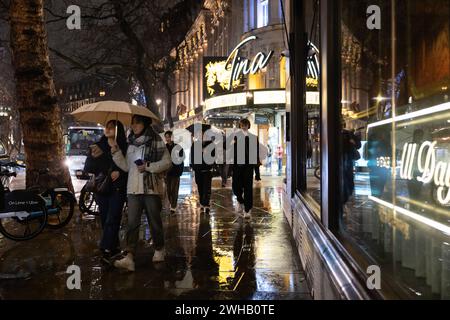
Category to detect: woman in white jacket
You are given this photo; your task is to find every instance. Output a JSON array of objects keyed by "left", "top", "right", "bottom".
[{"left": 111, "top": 115, "right": 172, "bottom": 271}]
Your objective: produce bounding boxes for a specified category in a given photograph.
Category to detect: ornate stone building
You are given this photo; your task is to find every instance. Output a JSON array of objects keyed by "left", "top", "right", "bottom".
[{"left": 169, "top": 0, "right": 289, "bottom": 156}]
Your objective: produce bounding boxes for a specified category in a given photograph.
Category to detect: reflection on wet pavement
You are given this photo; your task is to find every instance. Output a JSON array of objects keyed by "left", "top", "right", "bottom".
[{"left": 0, "top": 173, "right": 310, "bottom": 300}]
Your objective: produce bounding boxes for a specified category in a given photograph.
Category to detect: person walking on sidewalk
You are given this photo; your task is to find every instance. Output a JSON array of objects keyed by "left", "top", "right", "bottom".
[
  {"left": 276, "top": 145, "right": 284, "bottom": 176},
  {"left": 254, "top": 162, "right": 261, "bottom": 182},
  {"left": 84, "top": 120, "right": 128, "bottom": 265},
  {"left": 191, "top": 137, "right": 215, "bottom": 214},
  {"left": 266, "top": 144, "right": 272, "bottom": 173},
  {"left": 111, "top": 115, "right": 172, "bottom": 272},
  {"left": 232, "top": 119, "right": 259, "bottom": 219},
  {"left": 164, "top": 131, "right": 184, "bottom": 214}
]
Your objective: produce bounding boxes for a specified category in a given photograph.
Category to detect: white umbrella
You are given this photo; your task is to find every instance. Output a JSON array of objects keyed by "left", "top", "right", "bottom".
[{"left": 71, "top": 100, "right": 160, "bottom": 126}]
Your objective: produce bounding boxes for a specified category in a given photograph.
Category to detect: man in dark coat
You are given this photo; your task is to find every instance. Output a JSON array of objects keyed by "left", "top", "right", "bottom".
[{"left": 165, "top": 131, "right": 184, "bottom": 214}]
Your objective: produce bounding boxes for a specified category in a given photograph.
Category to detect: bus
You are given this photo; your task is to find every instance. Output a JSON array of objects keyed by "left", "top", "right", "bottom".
[{"left": 64, "top": 126, "right": 104, "bottom": 179}]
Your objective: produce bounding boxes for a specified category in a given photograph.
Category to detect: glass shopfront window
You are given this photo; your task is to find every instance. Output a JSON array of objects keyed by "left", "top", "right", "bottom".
[
  {"left": 302, "top": 0, "right": 322, "bottom": 207},
  {"left": 339, "top": 0, "right": 450, "bottom": 298}
]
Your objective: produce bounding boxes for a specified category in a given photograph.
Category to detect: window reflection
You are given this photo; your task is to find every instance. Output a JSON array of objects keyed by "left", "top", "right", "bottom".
[
  {"left": 339, "top": 0, "right": 450, "bottom": 299},
  {"left": 305, "top": 0, "right": 321, "bottom": 206}
]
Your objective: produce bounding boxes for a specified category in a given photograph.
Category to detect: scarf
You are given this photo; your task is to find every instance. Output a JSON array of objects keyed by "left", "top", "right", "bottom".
[{"left": 128, "top": 127, "right": 168, "bottom": 194}]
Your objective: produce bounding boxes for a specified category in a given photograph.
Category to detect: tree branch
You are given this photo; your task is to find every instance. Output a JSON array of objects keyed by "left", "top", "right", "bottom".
[{"left": 49, "top": 47, "right": 135, "bottom": 72}]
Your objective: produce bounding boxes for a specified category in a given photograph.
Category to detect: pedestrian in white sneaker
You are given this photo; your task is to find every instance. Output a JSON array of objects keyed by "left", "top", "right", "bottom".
[
  {"left": 231, "top": 119, "right": 259, "bottom": 220},
  {"left": 111, "top": 115, "right": 172, "bottom": 271}
]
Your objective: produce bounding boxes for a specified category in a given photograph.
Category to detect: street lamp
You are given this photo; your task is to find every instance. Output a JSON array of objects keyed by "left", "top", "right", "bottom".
[{"left": 156, "top": 98, "right": 162, "bottom": 106}]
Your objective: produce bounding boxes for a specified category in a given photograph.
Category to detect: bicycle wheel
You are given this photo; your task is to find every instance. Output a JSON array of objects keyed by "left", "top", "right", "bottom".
[
  {"left": 0, "top": 201, "right": 48, "bottom": 241},
  {"left": 79, "top": 185, "right": 100, "bottom": 216},
  {"left": 314, "top": 166, "right": 321, "bottom": 180},
  {"left": 45, "top": 191, "right": 75, "bottom": 229}
]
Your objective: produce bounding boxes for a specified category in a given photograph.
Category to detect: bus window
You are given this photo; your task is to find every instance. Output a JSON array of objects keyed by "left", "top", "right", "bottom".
[{"left": 67, "top": 128, "right": 104, "bottom": 156}]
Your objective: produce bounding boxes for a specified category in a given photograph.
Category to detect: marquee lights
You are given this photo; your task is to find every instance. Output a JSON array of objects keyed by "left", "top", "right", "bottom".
[{"left": 204, "top": 90, "right": 286, "bottom": 111}]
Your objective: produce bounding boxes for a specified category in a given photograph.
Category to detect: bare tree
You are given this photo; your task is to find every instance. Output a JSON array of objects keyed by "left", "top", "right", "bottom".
[
  {"left": 45, "top": 0, "right": 203, "bottom": 128},
  {"left": 9, "top": 0, "right": 72, "bottom": 190},
  {"left": 0, "top": 1, "right": 21, "bottom": 157}
]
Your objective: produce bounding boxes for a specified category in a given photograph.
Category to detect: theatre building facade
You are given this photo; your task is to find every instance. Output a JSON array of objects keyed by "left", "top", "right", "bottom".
[
  {"left": 169, "top": 0, "right": 290, "bottom": 173},
  {"left": 285, "top": 0, "right": 450, "bottom": 299}
]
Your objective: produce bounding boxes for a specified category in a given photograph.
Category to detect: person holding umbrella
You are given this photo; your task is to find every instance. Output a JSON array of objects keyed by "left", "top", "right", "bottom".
[
  {"left": 109, "top": 115, "right": 172, "bottom": 271},
  {"left": 84, "top": 120, "right": 128, "bottom": 265},
  {"left": 72, "top": 101, "right": 169, "bottom": 270}
]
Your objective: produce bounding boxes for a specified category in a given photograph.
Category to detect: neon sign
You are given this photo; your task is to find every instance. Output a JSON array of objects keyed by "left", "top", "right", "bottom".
[
  {"left": 225, "top": 36, "right": 274, "bottom": 90},
  {"left": 400, "top": 141, "right": 450, "bottom": 205},
  {"left": 204, "top": 60, "right": 240, "bottom": 97}
]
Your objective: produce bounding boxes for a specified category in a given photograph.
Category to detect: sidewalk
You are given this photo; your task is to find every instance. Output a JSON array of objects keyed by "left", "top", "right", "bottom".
[{"left": 0, "top": 174, "right": 310, "bottom": 300}]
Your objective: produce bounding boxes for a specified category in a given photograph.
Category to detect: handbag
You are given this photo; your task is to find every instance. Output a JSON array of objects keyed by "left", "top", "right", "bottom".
[{"left": 85, "top": 168, "right": 113, "bottom": 195}]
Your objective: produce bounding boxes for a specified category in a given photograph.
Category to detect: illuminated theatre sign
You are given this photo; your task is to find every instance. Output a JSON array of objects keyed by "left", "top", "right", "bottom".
[
  {"left": 367, "top": 101, "right": 450, "bottom": 235},
  {"left": 225, "top": 36, "right": 274, "bottom": 90},
  {"left": 400, "top": 141, "right": 450, "bottom": 205},
  {"left": 203, "top": 36, "right": 274, "bottom": 98},
  {"left": 204, "top": 57, "right": 241, "bottom": 98}
]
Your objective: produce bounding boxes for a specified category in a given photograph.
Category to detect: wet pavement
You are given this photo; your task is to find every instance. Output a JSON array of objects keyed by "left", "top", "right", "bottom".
[{"left": 0, "top": 173, "right": 310, "bottom": 300}]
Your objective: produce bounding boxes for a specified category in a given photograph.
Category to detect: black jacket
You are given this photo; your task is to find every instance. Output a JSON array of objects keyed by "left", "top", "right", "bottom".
[
  {"left": 83, "top": 136, "right": 128, "bottom": 191},
  {"left": 166, "top": 142, "right": 184, "bottom": 177},
  {"left": 233, "top": 131, "right": 259, "bottom": 167},
  {"left": 190, "top": 140, "right": 215, "bottom": 172}
]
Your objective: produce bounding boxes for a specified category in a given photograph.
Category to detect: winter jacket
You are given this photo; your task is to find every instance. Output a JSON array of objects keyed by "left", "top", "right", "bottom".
[
  {"left": 83, "top": 136, "right": 128, "bottom": 192},
  {"left": 190, "top": 140, "right": 215, "bottom": 172},
  {"left": 112, "top": 128, "right": 172, "bottom": 196},
  {"left": 166, "top": 142, "right": 184, "bottom": 177},
  {"left": 232, "top": 131, "right": 259, "bottom": 167}
]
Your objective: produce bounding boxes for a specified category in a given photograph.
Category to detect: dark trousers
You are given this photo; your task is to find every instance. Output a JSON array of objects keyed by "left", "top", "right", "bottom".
[
  {"left": 166, "top": 175, "right": 180, "bottom": 209},
  {"left": 220, "top": 164, "right": 229, "bottom": 185},
  {"left": 195, "top": 170, "right": 212, "bottom": 207},
  {"left": 127, "top": 194, "right": 164, "bottom": 252},
  {"left": 254, "top": 165, "right": 261, "bottom": 180},
  {"left": 96, "top": 189, "right": 126, "bottom": 252},
  {"left": 232, "top": 165, "right": 254, "bottom": 212}
]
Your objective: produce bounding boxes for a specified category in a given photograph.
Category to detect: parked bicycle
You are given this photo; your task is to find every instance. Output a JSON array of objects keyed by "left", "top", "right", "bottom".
[
  {"left": 0, "top": 162, "right": 76, "bottom": 241},
  {"left": 314, "top": 165, "right": 321, "bottom": 180},
  {"left": 79, "top": 180, "right": 100, "bottom": 216}
]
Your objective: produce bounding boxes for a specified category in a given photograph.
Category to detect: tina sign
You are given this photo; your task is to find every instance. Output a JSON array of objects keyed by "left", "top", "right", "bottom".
[
  {"left": 225, "top": 36, "right": 274, "bottom": 91},
  {"left": 203, "top": 36, "right": 274, "bottom": 98}
]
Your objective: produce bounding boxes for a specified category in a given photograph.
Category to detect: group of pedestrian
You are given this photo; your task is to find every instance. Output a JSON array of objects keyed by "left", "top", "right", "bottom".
[
  {"left": 83, "top": 116, "right": 262, "bottom": 272},
  {"left": 189, "top": 118, "right": 259, "bottom": 219}
]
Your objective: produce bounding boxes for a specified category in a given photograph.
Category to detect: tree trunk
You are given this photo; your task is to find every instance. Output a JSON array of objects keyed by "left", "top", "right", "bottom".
[{"left": 9, "top": 0, "right": 72, "bottom": 190}]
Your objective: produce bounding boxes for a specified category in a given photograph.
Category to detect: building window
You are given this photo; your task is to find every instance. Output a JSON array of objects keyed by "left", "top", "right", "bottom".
[
  {"left": 294, "top": 0, "right": 321, "bottom": 210},
  {"left": 257, "top": 0, "right": 269, "bottom": 28},
  {"left": 338, "top": 0, "right": 450, "bottom": 299}
]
